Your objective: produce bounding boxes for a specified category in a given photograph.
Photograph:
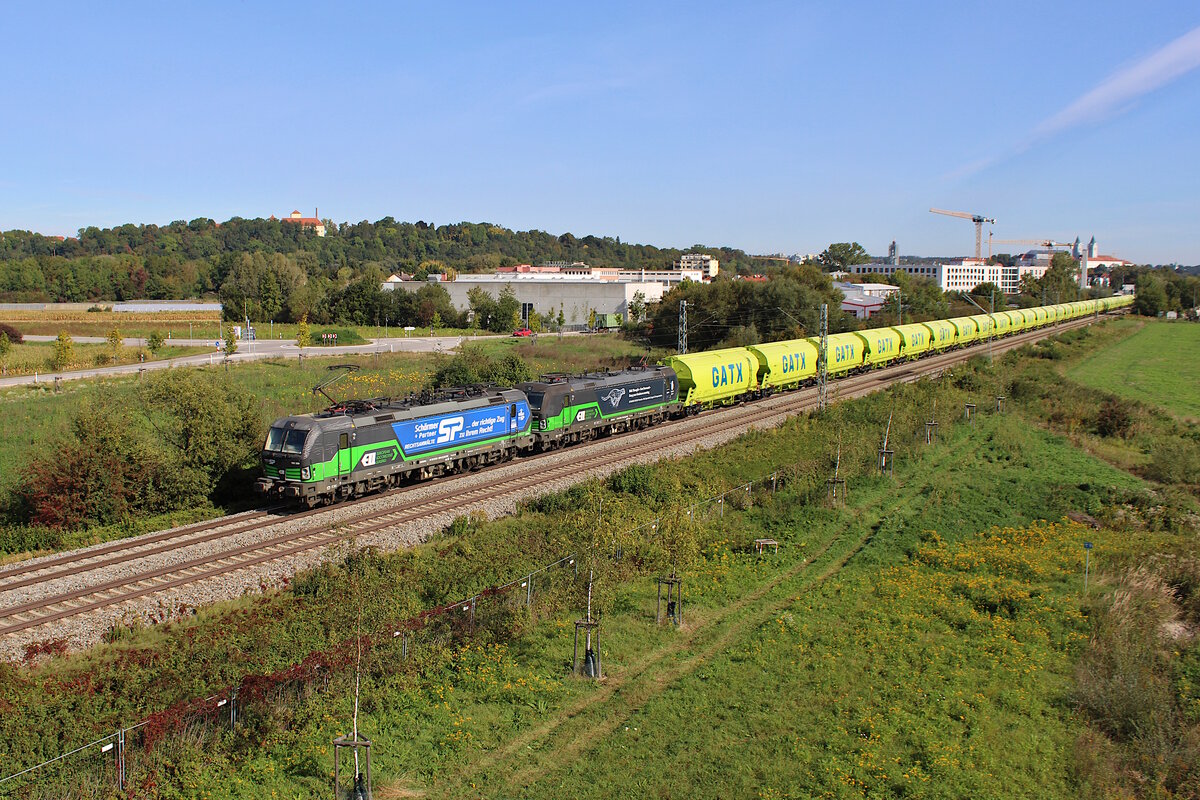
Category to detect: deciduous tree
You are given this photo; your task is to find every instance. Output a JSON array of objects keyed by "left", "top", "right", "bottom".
[
  {"left": 969, "top": 283, "right": 1006, "bottom": 311},
  {"left": 818, "top": 242, "right": 870, "bottom": 270},
  {"left": 1133, "top": 274, "right": 1168, "bottom": 316},
  {"left": 296, "top": 314, "right": 312, "bottom": 348},
  {"left": 50, "top": 331, "right": 73, "bottom": 371},
  {"left": 146, "top": 330, "right": 165, "bottom": 355}
]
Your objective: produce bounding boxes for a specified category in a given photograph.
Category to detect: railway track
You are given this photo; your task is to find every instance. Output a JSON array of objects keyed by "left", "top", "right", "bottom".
[{"left": 0, "top": 315, "right": 1104, "bottom": 644}]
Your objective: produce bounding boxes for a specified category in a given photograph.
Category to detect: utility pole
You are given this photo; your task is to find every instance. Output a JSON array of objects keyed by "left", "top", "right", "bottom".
[
  {"left": 678, "top": 300, "right": 687, "bottom": 354},
  {"left": 818, "top": 303, "right": 829, "bottom": 411},
  {"left": 990, "top": 289, "right": 995, "bottom": 363},
  {"left": 878, "top": 411, "right": 894, "bottom": 476},
  {"left": 959, "top": 291, "right": 994, "bottom": 364}
]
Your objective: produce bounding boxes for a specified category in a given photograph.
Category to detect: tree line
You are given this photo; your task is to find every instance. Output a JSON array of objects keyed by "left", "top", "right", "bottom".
[
  {"left": 646, "top": 263, "right": 855, "bottom": 351},
  {"left": 0, "top": 217, "right": 773, "bottom": 322}
]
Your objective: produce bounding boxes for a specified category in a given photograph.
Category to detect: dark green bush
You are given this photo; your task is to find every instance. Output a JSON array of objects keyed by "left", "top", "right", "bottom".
[
  {"left": 428, "top": 344, "right": 532, "bottom": 388},
  {"left": 1145, "top": 438, "right": 1200, "bottom": 486},
  {"left": 1008, "top": 376, "right": 1046, "bottom": 401},
  {"left": 1035, "top": 341, "right": 1066, "bottom": 360},
  {"left": 10, "top": 371, "right": 262, "bottom": 530},
  {"left": 0, "top": 524, "right": 64, "bottom": 555},
  {"left": 1095, "top": 397, "right": 1134, "bottom": 438},
  {"left": 607, "top": 464, "right": 657, "bottom": 497}
]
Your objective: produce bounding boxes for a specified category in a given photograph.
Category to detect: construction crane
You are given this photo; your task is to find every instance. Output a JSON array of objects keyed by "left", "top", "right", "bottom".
[
  {"left": 987, "top": 234, "right": 1071, "bottom": 259},
  {"left": 929, "top": 208, "right": 995, "bottom": 260}
]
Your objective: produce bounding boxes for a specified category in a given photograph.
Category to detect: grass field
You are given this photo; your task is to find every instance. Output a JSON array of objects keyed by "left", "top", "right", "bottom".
[
  {"left": 1067, "top": 319, "right": 1200, "bottom": 420},
  {"left": 420, "top": 415, "right": 1150, "bottom": 800},
  {"left": 0, "top": 309, "right": 223, "bottom": 340},
  {"left": 7, "top": 331, "right": 1193, "bottom": 799},
  {"left": 0, "top": 341, "right": 210, "bottom": 377},
  {"left": 0, "top": 308, "right": 504, "bottom": 344}
]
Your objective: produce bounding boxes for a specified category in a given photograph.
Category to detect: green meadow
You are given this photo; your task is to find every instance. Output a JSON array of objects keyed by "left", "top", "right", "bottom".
[{"left": 1067, "top": 318, "right": 1200, "bottom": 420}]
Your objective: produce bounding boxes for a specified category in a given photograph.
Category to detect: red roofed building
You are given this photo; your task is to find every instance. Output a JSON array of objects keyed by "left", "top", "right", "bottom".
[
  {"left": 497, "top": 264, "right": 561, "bottom": 274},
  {"left": 278, "top": 208, "right": 326, "bottom": 237}
]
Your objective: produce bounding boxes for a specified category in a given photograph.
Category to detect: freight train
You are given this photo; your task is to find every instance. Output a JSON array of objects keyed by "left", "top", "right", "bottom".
[{"left": 257, "top": 295, "right": 1132, "bottom": 506}]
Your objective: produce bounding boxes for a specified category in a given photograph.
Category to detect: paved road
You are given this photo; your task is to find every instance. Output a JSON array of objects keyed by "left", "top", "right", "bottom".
[{"left": 0, "top": 335, "right": 506, "bottom": 388}]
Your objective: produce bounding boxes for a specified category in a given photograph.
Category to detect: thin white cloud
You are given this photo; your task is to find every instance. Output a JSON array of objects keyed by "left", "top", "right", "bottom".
[
  {"left": 949, "top": 25, "right": 1200, "bottom": 180},
  {"left": 520, "top": 76, "right": 630, "bottom": 105}
]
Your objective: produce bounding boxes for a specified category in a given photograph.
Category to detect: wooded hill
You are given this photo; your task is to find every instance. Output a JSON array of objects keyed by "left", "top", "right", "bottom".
[{"left": 0, "top": 217, "right": 770, "bottom": 308}]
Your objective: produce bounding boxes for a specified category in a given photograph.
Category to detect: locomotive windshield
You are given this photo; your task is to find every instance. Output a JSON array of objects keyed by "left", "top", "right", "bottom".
[{"left": 265, "top": 427, "right": 308, "bottom": 455}]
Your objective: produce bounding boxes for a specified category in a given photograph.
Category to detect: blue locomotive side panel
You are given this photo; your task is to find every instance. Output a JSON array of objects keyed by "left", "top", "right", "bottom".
[
  {"left": 597, "top": 377, "right": 672, "bottom": 415},
  {"left": 391, "top": 401, "right": 530, "bottom": 457}
]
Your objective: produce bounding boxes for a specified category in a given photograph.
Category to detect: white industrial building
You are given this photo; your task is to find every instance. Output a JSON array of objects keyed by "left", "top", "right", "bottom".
[
  {"left": 834, "top": 281, "right": 899, "bottom": 320},
  {"left": 844, "top": 262, "right": 944, "bottom": 285},
  {"left": 384, "top": 273, "right": 670, "bottom": 327},
  {"left": 846, "top": 258, "right": 1047, "bottom": 294},
  {"left": 839, "top": 235, "right": 1132, "bottom": 295},
  {"left": 383, "top": 257, "right": 717, "bottom": 325}
]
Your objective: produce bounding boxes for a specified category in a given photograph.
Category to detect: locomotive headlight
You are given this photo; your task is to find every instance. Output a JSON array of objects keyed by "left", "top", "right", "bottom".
[{"left": 301, "top": 466, "right": 311, "bottom": 480}]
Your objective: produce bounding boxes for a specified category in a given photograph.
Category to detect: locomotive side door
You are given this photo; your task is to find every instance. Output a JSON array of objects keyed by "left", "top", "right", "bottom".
[{"left": 338, "top": 432, "right": 352, "bottom": 478}]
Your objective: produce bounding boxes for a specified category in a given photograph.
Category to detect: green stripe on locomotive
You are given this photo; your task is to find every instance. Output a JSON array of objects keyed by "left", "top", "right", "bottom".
[
  {"left": 520, "top": 367, "right": 680, "bottom": 434},
  {"left": 536, "top": 396, "right": 677, "bottom": 432},
  {"left": 260, "top": 388, "right": 533, "bottom": 497},
  {"left": 270, "top": 431, "right": 523, "bottom": 485}
]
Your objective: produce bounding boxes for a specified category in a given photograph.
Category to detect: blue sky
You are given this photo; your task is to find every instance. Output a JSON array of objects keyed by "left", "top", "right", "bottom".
[{"left": 3, "top": 2, "right": 1199, "bottom": 264}]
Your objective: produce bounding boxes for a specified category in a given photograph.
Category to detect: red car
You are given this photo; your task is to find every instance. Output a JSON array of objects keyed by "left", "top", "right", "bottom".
[{"left": 512, "top": 327, "right": 533, "bottom": 337}]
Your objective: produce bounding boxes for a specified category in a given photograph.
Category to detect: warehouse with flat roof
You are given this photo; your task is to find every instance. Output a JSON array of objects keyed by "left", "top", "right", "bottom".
[{"left": 385, "top": 273, "right": 668, "bottom": 327}]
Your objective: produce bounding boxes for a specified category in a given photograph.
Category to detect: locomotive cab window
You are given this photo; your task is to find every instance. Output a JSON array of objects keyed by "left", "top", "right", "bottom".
[
  {"left": 339, "top": 433, "right": 349, "bottom": 449},
  {"left": 266, "top": 427, "right": 308, "bottom": 455}
]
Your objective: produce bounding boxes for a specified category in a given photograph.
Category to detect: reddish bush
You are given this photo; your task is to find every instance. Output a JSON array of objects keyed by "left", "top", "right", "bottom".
[
  {"left": 0, "top": 322, "right": 23, "bottom": 344},
  {"left": 22, "top": 638, "right": 68, "bottom": 663},
  {"left": 16, "top": 444, "right": 130, "bottom": 529},
  {"left": 13, "top": 402, "right": 207, "bottom": 529},
  {"left": 1095, "top": 397, "right": 1134, "bottom": 438}
]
